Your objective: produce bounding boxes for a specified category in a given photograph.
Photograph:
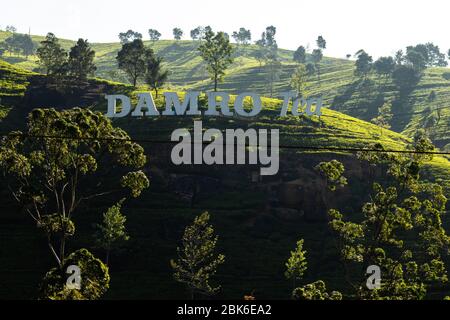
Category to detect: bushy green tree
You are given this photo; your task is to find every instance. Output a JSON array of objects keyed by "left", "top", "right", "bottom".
[
  {"left": 0, "top": 108, "right": 149, "bottom": 269},
  {"left": 190, "top": 27, "right": 201, "bottom": 41},
  {"left": 293, "top": 281, "right": 342, "bottom": 300},
  {"left": 36, "top": 33, "right": 67, "bottom": 76},
  {"left": 374, "top": 56, "right": 395, "bottom": 78},
  {"left": 198, "top": 29, "right": 234, "bottom": 92},
  {"left": 117, "top": 39, "right": 152, "bottom": 86},
  {"left": 354, "top": 49, "right": 373, "bottom": 79},
  {"left": 392, "top": 65, "right": 421, "bottom": 94},
  {"left": 316, "top": 36, "right": 326, "bottom": 50},
  {"left": 67, "top": 39, "right": 96, "bottom": 81},
  {"left": 4, "top": 33, "right": 35, "bottom": 58},
  {"left": 171, "top": 212, "right": 225, "bottom": 299},
  {"left": 95, "top": 199, "right": 130, "bottom": 265},
  {"left": 40, "top": 248, "right": 109, "bottom": 300},
  {"left": 315, "top": 160, "right": 347, "bottom": 191},
  {"left": 118, "top": 30, "right": 142, "bottom": 44},
  {"left": 232, "top": 28, "right": 251, "bottom": 47},
  {"left": 318, "top": 131, "right": 450, "bottom": 300},
  {"left": 293, "top": 45, "right": 306, "bottom": 64},
  {"left": 148, "top": 29, "right": 161, "bottom": 43},
  {"left": 405, "top": 43, "right": 447, "bottom": 70},
  {"left": 5, "top": 25, "right": 17, "bottom": 33},
  {"left": 173, "top": 28, "right": 183, "bottom": 41}
]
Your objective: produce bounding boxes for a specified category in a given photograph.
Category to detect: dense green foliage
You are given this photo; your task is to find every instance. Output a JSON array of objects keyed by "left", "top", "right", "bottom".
[
  {"left": 171, "top": 212, "right": 225, "bottom": 299},
  {"left": 198, "top": 29, "right": 234, "bottom": 91},
  {"left": 40, "top": 248, "right": 109, "bottom": 300},
  {"left": 319, "top": 132, "right": 450, "bottom": 299}
]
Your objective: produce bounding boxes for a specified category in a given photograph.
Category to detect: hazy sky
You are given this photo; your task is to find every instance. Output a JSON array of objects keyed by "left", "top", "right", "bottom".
[{"left": 2, "top": 0, "right": 449, "bottom": 59}]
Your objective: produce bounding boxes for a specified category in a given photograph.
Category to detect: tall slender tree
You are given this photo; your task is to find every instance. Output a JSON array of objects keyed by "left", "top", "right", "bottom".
[
  {"left": 67, "top": 39, "right": 97, "bottom": 81},
  {"left": 171, "top": 212, "right": 225, "bottom": 299},
  {"left": 145, "top": 53, "right": 169, "bottom": 98},
  {"left": 36, "top": 33, "right": 67, "bottom": 76},
  {"left": 198, "top": 29, "right": 234, "bottom": 91}
]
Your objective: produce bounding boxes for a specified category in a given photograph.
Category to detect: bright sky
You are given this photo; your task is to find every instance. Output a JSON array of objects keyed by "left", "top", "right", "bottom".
[{"left": 2, "top": 0, "right": 449, "bottom": 59}]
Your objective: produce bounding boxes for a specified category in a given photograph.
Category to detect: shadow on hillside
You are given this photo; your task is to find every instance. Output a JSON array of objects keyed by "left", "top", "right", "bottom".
[
  {"left": 390, "top": 89, "right": 418, "bottom": 133},
  {"left": 157, "top": 43, "right": 194, "bottom": 63},
  {"left": 2, "top": 56, "right": 28, "bottom": 64},
  {"left": 331, "top": 79, "right": 385, "bottom": 120},
  {"left": 0, "top": 75, "right": 132, "bottom": 132}
]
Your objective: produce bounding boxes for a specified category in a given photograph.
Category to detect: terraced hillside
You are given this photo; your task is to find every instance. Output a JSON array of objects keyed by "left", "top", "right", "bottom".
[
  {"left": 1, "top": 30, "right": 449, "bottom": 149},
  {"left": 1, "top": 59, "right": 450, "bottom": 299}
]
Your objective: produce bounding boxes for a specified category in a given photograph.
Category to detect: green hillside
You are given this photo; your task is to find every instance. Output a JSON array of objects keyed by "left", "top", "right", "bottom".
[
  {"left": 1, "top": 30, "right": 449, "bottom": 150},
  {"left": 1, "top": 58, "right": 449, "bottom": 191},
  {"left": 1, "top": 49, "right": 450, "bottom": 299}
]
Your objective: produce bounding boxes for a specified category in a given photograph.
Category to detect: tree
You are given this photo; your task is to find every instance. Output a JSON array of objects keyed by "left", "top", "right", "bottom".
[
  {"left": 95, "top": 199, "right": 130, "bottom": 266},
  {"left": 311, "top": 49, "right": 323, "bottom": 81},
  {"left": 198, "top": 29, "right": 234, "bottom": 92},
  {"left": 39, "top": 248, "right": 109, "bottom": 300},
  {"left": 319, "top": 132, "right": 450, "bottom": 300},
  {"left": 392, "top": 65, "right": 421, "bottom": 94},
  {"left": 66, "top": 39, "right": 97, "bottom": 81},
  {"left": 285, "top": 239, "right": 307, "bottom": 290},
  {"left": 293, "top": 281, "right": 342, "bottom": 300},
  {"left": 290, "top": 64, "right": 309, "bottom": 98},
  {"left": 148, "top": 29, "right": 161, "bottom": 43},
  {"left": 4, "top": 34, "right": 23, "bottom": 56},
  {"left": 265, "top": 54, "right": 281, "bottom": 97},
  {"left": 314, "top": 160, "right": 347, "bottom": 191},
  {"left": 170, "top": 212, "right": 225, "bottom": 299},
  {"left": 371, "top": 101, "right": 393, "bottom": 134},
  {"left": 254, "top": 34, "right": 267, "bottom": 68},
  {"left": 254, "top": 26, "right": 278, "bottom": 66},
  {"left": 374, "top": 56, "right": 395, "bottom": 78},
  {"left": 5, "top": 33, "right": 36, "bottom": 58},
  {"left": 21, "top": 34, "right": 36, "bottom": 58},
  {"left": 190, "top": 27, "right": 201, "bottom": 41},
  {"left": 306, "top": 63, "right": 316, "bottom": 77},
  {"left": 173, "top": 28, "right": 183, "bottom": 41},
  {"left": 405, "top": 43, "right": 447, "bottom": 70},
  {"left": 232, "top": 27, "right": 251, "bottom": 46},
  {"left": 354, "top": 49, "right": 373, "bottom": 79},
  {"left": 36, "top": 33, "right": 67, "bottom": 76},
  {"left": 424, "top": 43, "right": 447, "bottom": 67},
  {"left": 118, "top": 30, "right": 142, "bottom": 44},
  {"left": 5, "top": 25, "right": 16, "bottom": 33},
  {"left": 0, "top": 108, "right": 149, "bottom": 270},
  {"left": 405, "top": 46, "right": 427, "bottom": 72},
  {"left": 116, "top": 39, "right": 152, "bottom": 87},
  {"left": 293, "top": 46, "right": 306, "bottom": 64},
  {"left": 145, "top": 53, "right": 169, "bottom": 98},
  {"left": 264, "top": 26, "right": 277, "bottom": 47},
  {"left": 316, "top": 36, "right": 326, "bottom": 50},
  {"left": 395, "top": 50, "right": 404, "bottom": 65},
  {"left": 284, "top": 238, "right": 342, "bottom": 299}
]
